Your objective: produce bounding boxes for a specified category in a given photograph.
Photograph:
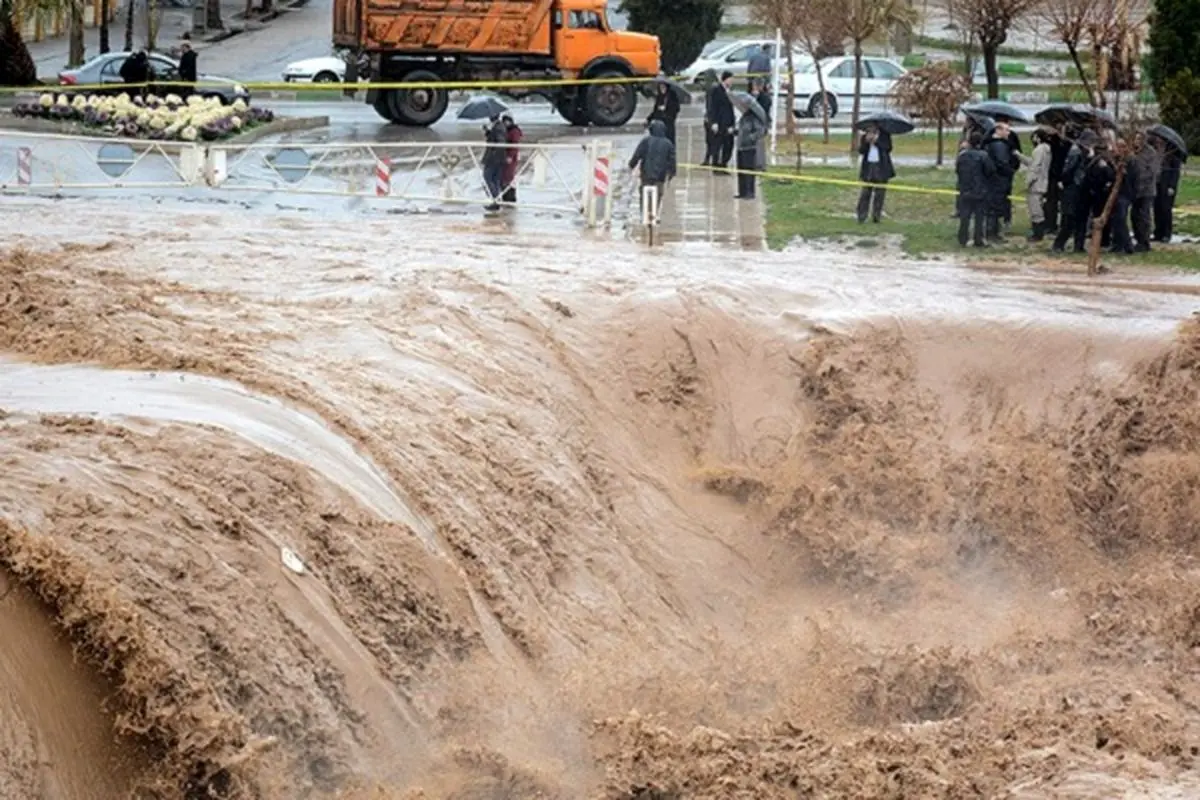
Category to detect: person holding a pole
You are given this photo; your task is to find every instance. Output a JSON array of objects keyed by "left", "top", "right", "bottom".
[{"left": 629, "top": 120, "right": 676, "bottom": 218}]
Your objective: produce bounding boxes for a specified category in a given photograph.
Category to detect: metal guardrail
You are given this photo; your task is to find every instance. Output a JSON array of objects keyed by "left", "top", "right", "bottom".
[{"left": 0, "top": 131, "right": 616, "bottom": 226}]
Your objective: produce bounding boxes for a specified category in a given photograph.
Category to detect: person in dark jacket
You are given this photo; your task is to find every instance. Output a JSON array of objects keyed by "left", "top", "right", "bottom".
[
  {"left": 984, "top": 122, "right": 1015, "bottom": 240},
  {"left": 501, "top": 113, "right": 522, "bottom": 204},
  {"left": 1052, "top": 131, "right": 1098, "bottom": 253},
  {"left": 752, "top": 77, "right": 772, "bottom": 124},
  {"left": 856, "top": 124, "right": 894, "bottom": 223},
  {"left": 646, "top": 80, "right": 681, "bottom": 146},
  {"left": 703, "top": 72, "right": 737, "bottom": 170},
  {"left": 1107, "top": 141, "right": 1137, "bottom": 255},
  {"left": 1154, "top": 139, "right": 1183, "bottom": 242},
  {"left": 482, "top": 115, "right": 508, "bottom": 211},
  {"left": 956, "top": 130, "right": 994, "bottom": 247},
  {"left": 1084, "top": 145, "right": 1117, "bottom": 250},
  {"left": 629, "top": 119, "right": 676, "bottom": 216},
  {"left": 746, "top": 45, "right": 772, "bottom": 91},
  {"left": 1003, "top": 126, "right": 1023, "bottom": 229},
  {"left": 1044, "top": 126, "right": 1073, "bottom": 233},
  {"left": 1130, "top": 132, "right": 1161, "bottom": 251},
  {"left": 178, "top": 37, "right": 198, "bottom": 99},
  {"left": 735, "top": 103, "right": 767, "bottom": 199},
  {"left": 119, "top": 51, "right": 151, "bottom": 95}
]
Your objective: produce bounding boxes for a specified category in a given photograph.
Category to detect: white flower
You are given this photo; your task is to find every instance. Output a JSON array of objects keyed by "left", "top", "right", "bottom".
[
  {"left": 136, "top": 111, "right": 151, "bottom": 125},
  {"left": 187, "top": 95, "right": 204, "bottom": 107},
  {"left": 71, "top": 95, "right": 87, "bottom": 109},
  {"left": 116, "top": 92, "right": 130, "bottom": 103},
  {"left": 55, "top": 94, "right": 70, "bottom": 107},
  {"left": 180, "top": 125, "right": 198, "bottom": 141},
  {"left": 233, "top": 84, "right": 245, "bottom": 95},
  {"left": 230, "top": 116, "right": 242, "bottom": 130},
  {"left": 165, "top": 93, "right": 183, "bottom": 105},
  {"left": 231, "top": 99, "right": 247, "bottom": 112},
  {"left": 39, "top": 93, "right": 53, "bottom": 108},
  {"left": 86, "top": 94, "right": 99, "bottom": 106}
]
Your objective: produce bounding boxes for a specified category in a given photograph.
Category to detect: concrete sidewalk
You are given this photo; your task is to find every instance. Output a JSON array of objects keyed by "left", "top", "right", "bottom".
[{"left": 628, "top": 121, "right": 765, "bottom": 248}]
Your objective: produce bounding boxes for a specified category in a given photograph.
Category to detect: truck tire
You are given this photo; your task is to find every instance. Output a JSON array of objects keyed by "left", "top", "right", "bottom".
[
  {"left": 372, "top": 90, "right": 409, "bottom": 123},
  {"left": 392, "top": 69, "right": 449, "bottom": 127},
  {"left": 584, "top": 69, "right": 637, "bottom": 127},
  {"left": 555, "top": 95, "right": 589, "bottom": 127}
]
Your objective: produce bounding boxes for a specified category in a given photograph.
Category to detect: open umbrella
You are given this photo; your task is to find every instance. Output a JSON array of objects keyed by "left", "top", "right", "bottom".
[
  {"left": 1034, "top": 103, "right": 1118, "bottom": 131},
  {"left": 1148, "top": 123, "right": 1188, "bottom": 160},
  {"left": 962, "top": 100, "right": 1031, "bottom": 124},
  {"left": 731, "top": 91, "right": 767, "bottom": 122},
  {"left": 649, "top": 75, "right": 693, "bottom": 105},
  {"left": 855, "top": 109, "right": 914, "bottom": 136},
  {"left": 457, "top": 94, "right": 509, "bottom": 121}
]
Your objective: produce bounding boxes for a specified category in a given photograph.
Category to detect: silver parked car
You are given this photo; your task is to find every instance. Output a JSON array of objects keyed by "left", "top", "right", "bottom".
[{"left": 56, "top": 52, "right": 250, "bottom": 104}]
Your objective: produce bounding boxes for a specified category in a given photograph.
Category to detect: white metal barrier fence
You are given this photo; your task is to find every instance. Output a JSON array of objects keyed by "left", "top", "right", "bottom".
[{"left": 0, "top": 132, "right": 615, "bottom": 226}]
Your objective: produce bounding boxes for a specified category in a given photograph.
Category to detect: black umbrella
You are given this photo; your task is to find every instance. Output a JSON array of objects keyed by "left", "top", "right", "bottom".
[
  {"left": 457, "top": 94, "right": 509, "bottom": 121},
  {"left": 1148, "top": 124, "right": 1188, "bottom": 160},
  {"left": 731, "top": 91, "right": 767, "bottom": 122},
  {"left": 1034, "top": 103, "right": 1118, "bottom": 131},
  {"left": 962, "top": 100, "right": 1032, "bottom": 123},
  {"left": 649, "top": 75, "right": 693, "bottom": 105},
  {"left": 963, "top": 109, "right": 997, "bottom": 134},
  {"left": 855, "top": 110, "right": 914, "bottom": 136}
]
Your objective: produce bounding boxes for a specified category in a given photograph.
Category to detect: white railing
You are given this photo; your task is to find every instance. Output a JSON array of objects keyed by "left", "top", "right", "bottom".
[{"left": 0, "top": 131, "right": 616, "bottom": 226}]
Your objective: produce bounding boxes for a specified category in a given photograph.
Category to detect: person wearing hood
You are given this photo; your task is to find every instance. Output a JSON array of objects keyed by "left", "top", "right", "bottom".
[
  {"left": 629, "top": 119, "right": 677, "bottom": 216},
  {"left": 856, "top": 124, "right": 894, "bottom": 224},
  {"left": 734, "top": 102, "right": 767, "bottom": 199},
  {"left": 501, "top": 113, "right": 523, "bottom": 204},
  {"left": 1154, "top": 137, "right": 1183, "bottom": 243},
  {"left": 1052, "top": 130, "right": 1099, "bottom": 253},
  {"left": 482, "top": 114, "right": 508, "bottom": 211},
  {"left": 646, "top": 80, "right": 681, "bottom": 146}
]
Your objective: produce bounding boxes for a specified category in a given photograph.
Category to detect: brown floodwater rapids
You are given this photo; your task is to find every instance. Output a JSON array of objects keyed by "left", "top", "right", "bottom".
[{"left": 2, "top": 196, "right": 1200, "bottom": 798}]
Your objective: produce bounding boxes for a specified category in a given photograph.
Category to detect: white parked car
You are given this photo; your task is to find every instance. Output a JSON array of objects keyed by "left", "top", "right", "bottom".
[
  {"left": 679, "top": 38, "right": 811, "bottom": 85},
  {"left": 281, "top": 55, "right": 353, "bottom": 84},
  {"left": 789, "top": 55, "right": 907, "bottom": 119}
]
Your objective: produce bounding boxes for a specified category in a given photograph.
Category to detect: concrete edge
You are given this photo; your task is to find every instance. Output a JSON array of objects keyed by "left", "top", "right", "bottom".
[{"left": 0, "top": 114, "right": 328, "bottom": 146}]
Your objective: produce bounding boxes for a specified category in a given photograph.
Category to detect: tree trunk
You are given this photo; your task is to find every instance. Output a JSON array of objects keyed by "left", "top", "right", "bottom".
[
  {"left": 146, "top": 0, "right": 157, "bottom": 50},
  {"left": 851, "top": 39, "right": 863, "bottom": 155},
  {"left": 936, "top": 118, "right": 943, "bottom": 166},
  {"left": 99, "top": 0, "right": 110, "bottom": 52},
  {"left": 205, "top": 0, "right": 222, "bottom": 30},
  {"left": 815, "top": 58, "right": 830, "bottom": 143},
  {"left": 68, "top": 0, "right": 84, "bottom": 66},
  {"left": 1087, "top": 163, "right": 1123, "bottom": 275},
  {"left": 784, "top": 43, "right": 796, "bottom": 137},
  {"left": 982, "top": 43, "right": 1000, "bottom": 99},
  {"left": 124, "top": 0, "right": 135, "bottom": 51},
  {"left": 1066, "top": 44, "right": 1095, "bottom": 108},
  {"left": 244, "top": 0, "right": 253, "bottom": 21}
]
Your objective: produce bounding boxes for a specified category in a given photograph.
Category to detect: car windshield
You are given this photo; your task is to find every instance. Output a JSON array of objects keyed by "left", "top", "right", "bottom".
[{"left": 702, "top": 39, "right": 733, "bottom": 58}]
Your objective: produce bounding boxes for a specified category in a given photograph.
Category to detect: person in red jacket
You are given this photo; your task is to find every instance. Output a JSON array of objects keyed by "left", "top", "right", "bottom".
[{"left": 501, "top": 113, "right": 523, "bottom": 204}]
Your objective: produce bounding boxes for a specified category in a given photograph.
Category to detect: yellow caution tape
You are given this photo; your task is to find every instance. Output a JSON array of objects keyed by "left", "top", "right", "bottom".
[{"left": 683, "top": 161, "right": 1016, "bottom": 198}]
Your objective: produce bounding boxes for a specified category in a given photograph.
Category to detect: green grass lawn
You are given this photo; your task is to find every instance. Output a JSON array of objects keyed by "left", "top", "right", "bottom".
[{"left": 761, "top": 165, "right": 1200, "bottom": 270}]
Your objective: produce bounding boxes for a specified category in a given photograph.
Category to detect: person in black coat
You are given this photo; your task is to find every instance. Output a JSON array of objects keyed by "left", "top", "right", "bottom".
[
  {"left": 703, "top": 71, "right": 736, "bottom": 170},
  {"left": 1108, "top": 141, "right": 1137, "bottom": 255},
  {"left": 178, "top": 37, "right": 198, "bottom": 99},
  {"left": 956, "top": 130, "right": 995, "bottom": 247},
  {"left": 983, "top": 122, "right": 1015, "bottom": 241},
  {"left": 646, "top": 81, "right": 681, "bottom": 145},
  {"left": 856, "top": 124, "right": 894, "bottom": 223},
  {"left": 1044, "top": 126, "right": 1072, "bottom": 233},
  {"left": 1052, "top": 131, "right": 1098, "bottom": 253},
  {"left": 1003, "top": 127, "right": 1022, "bottom": 229},
  {"left": 1084, "top": 145, "right": 1117, "bottom": 249},
  {"left": 752, "top": 77, "right": 772, "bottom": 124},
  {"left": 1153, "top": 140, "right": 1183, "bottom": 243},
  {"left": 119, "top": 51, "right": 151, "bottom": 96}
]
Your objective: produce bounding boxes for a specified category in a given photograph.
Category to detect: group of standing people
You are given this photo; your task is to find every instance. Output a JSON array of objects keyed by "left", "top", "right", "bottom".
[
  {"left": 955, "top": 118, "right": 1183, "bottom": 252},
  {"left": 481, "top": 112, "right": 524, "bottom": 211},
  {"left": 700, "top": 71, "right": 771, "bottom": 199},
  {"left": 119, "top": 37, "right": 198, "bottom": 97}
]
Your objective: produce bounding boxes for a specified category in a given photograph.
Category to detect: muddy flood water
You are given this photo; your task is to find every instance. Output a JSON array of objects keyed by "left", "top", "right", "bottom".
[{"left": 2, "top": 195, "right": 1200, "bottom": 799}]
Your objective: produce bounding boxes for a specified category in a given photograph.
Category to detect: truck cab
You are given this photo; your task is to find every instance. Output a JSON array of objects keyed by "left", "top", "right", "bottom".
[{"left": 552, "top": 0, "right": 660, "bottom": 78}]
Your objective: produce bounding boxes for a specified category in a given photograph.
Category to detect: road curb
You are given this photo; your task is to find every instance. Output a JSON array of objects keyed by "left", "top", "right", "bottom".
[{"left": 0, "top": 114, "right": 328, "bottom": 143}]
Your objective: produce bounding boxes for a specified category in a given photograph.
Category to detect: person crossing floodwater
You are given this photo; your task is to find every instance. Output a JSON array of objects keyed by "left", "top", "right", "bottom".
[
  {"left": 703, "top": 72, "right": 736, "bottom": 170},
  {"left": 501, "top": 113, "right": 523, "bottom": 204},
  {"left": 482, "top": 113, "right": 508, "bottom": 211}
]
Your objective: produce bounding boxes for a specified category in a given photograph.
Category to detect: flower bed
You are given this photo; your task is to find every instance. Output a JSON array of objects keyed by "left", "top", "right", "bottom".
[{"left": 10, "top": 93, "right": 277, "bottom": 142}]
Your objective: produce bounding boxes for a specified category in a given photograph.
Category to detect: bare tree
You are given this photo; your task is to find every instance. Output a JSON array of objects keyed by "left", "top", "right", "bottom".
[
  {"left": 846, "top": 0, "right": 915, "bottom": 152},
  {"left": 68, "top": 0, "right": 83, "bottom": 65},
  {"left": 794, "top": 0, "right": 845, "bottom": 142},
  {"left": 751, "top": 0, "right": 802, "bottom": 137},
  {"left": 951, "top": 0, "right": 1039, "bottom": 99},
  {"left": 890, "top": 62, "right": 972, "bottom": 164},
  {"left": 1039, "top": 0, "right": 1101, "bottom": 105}
]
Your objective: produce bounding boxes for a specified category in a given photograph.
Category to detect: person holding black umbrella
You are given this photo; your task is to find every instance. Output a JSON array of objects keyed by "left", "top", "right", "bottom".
[
  {"left": 856, "top": 123, "right": 894, "bottom": 223},
  {"left": 646, "top": 80, "right": 681, "bottom": 146},
  {"left": 984, "top": 122, "right": 1016, "bottom": 241},
  {"left": 1154, "top": 138, "right": 1183, "bottom": 243}
]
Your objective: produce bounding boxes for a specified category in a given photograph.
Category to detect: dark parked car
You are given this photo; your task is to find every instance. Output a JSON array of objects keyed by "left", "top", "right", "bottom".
[{"left": 57, "top": 52, "right": 250, "bottom": 105}]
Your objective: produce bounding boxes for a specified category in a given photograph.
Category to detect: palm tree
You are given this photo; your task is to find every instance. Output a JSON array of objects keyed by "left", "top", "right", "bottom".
[{"left": 0, "top": 0, "right": 39, "bottom": 85}]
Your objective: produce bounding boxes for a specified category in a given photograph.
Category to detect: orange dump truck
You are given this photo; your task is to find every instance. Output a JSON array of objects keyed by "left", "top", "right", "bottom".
[{"left": 332, "top": 0, "right": 661, "bottom": 127}]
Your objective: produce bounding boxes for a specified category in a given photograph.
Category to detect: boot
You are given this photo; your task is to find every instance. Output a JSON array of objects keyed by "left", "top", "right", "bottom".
[{"left": 1027, "top": 221, "right": 1045, "bottom": 242}]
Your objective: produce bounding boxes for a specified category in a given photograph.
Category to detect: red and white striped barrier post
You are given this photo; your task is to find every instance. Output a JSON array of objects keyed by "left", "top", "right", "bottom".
[
  {"left": 17, "top": 147, "right": 31, "bottom": 188},
  {"left": 375, "top": 157, "right": 390, "bottom": 197},
  {"left": 593, "top": 155, "right": 610, "bottom": 198}
]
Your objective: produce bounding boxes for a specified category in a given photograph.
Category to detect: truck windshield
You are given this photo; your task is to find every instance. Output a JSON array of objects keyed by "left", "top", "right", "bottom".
[{"left": 568, "top": 10, "right": 605, "bottom": 30}]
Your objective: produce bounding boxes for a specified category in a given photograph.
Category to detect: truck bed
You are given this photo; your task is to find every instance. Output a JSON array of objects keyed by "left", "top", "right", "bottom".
[{"left": 335, "top": 0, "right": 555, "bottom": 56}]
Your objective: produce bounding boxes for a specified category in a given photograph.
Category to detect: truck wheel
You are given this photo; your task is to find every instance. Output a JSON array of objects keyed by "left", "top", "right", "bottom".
[
  {"left": 584, "top": 69, "right": 637, "bottom": 127},
  {"left": 555, "top": 96, "right": 589, "bottom": 127},
  {"left": 372, "top": 90, "right": 409, "bottom": 123},
  {"left": 392, "top": 69, "right": 449, "bottom": 126}
]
